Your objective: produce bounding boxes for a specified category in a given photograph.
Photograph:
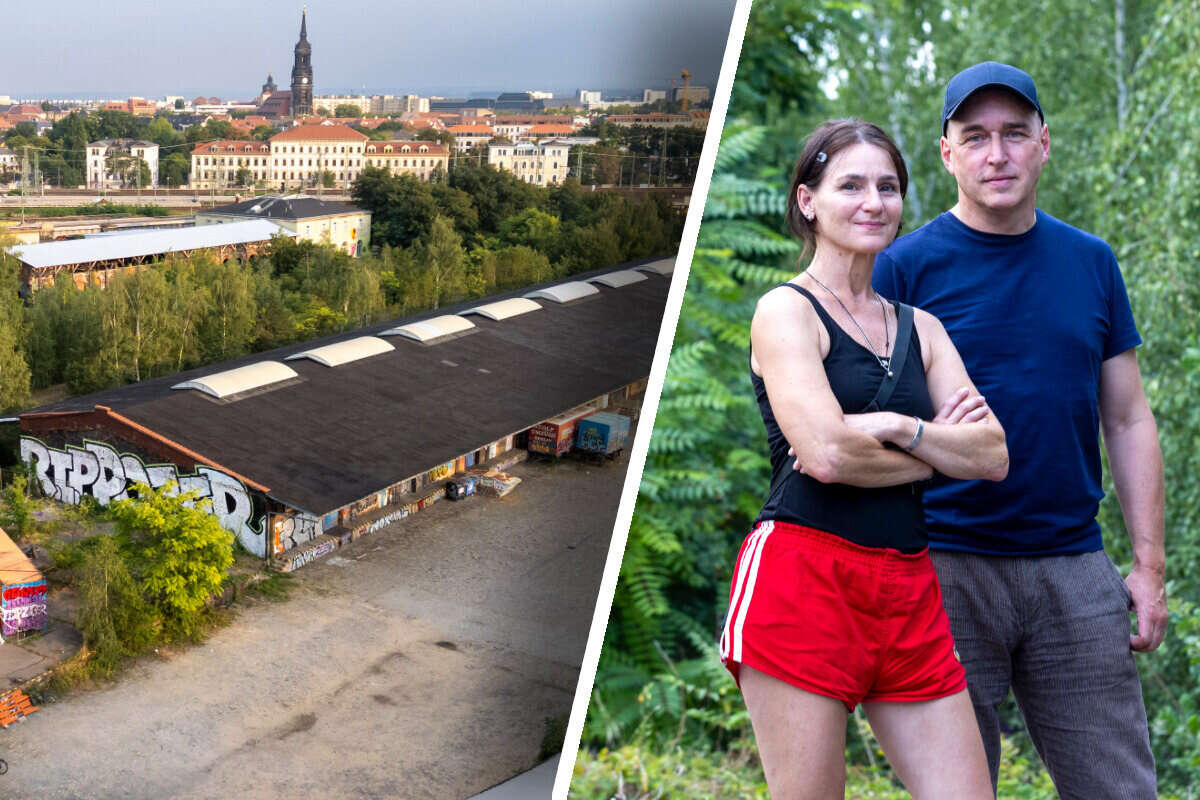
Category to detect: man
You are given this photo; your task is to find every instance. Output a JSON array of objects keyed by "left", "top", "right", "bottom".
[{"left": 872, "top": 61, "right": 1167, "bottom": 799}]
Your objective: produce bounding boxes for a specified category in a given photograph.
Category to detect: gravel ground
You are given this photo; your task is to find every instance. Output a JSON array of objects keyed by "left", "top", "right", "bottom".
[{"left": 0, "top": 443, "right": 635, "bottom": 799}]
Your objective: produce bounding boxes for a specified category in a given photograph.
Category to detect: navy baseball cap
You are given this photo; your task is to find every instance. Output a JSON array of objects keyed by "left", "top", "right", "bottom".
[{"left": 942, "top": 61, "right": 1044, "bottom": 134}]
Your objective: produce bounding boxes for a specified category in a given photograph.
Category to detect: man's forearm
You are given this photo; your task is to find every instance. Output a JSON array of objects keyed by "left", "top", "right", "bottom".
[{"left": 1105, "top": 415, "right": 1165, "bottom": 572}]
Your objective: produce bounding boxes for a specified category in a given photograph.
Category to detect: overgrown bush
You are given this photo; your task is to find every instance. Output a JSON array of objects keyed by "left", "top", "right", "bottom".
[
  {"left": 76, "top": 534, "right": 156, "bottom": 676},
  {"left": 109, "top": 483, "right": 234, "bottom": 635},
  {"left": 0, "top": 473, "right": 36, "bottom": 540}
]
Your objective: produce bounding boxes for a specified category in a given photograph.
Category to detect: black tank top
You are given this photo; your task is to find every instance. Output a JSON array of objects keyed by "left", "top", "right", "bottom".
[{"left": 751, "top": 283, "right": 934, "bottom": 552}]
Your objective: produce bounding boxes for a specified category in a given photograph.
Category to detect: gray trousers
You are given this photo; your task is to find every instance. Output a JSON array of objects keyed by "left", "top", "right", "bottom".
[{"left": 931, "top": 549, "right": 1157, "bottom": 799}]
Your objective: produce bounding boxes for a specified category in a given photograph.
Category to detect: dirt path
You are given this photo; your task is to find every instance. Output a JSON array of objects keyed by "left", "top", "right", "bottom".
[{"left": 0, "top": 448, "right": 632, "bottom": 799}]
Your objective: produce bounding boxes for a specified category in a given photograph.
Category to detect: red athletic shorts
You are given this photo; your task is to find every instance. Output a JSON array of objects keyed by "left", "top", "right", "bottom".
[{"left": 719, "top": 520, "right": 966, "bottom": 711}]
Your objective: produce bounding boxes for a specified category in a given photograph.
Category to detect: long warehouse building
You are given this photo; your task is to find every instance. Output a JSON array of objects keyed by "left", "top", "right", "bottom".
[{"left": 11, "top": 257, "right": 672, "bottom": 570}]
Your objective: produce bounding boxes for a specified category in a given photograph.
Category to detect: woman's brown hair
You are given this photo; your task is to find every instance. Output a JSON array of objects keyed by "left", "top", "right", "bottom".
[{"left": 785, "top": 119, "right": 910, "bottom": 254}]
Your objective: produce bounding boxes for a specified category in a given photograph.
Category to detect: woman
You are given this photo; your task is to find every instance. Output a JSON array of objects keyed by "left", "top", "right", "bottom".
[{"left": 718, "top": 119, "right": 1007, "bottom": 799}]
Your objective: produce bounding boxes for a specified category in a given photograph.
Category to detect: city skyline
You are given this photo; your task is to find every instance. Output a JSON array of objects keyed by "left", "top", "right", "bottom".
[{"left": 7, "top": 0, "right": 736, "bottom": 101}]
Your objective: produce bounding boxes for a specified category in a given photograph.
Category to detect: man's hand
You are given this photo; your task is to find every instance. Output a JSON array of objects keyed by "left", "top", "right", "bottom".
[
  {"left": 934, "top": 387, "right": 990, "bottom": 424},
  {"left": 1127, "top": 566, "right": 1168, "bottom": 652}
]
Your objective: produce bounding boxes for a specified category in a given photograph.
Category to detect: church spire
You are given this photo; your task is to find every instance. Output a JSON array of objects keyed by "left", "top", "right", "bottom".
[{"left": 290, "top": 7, "right": 314, "bottom": 117}]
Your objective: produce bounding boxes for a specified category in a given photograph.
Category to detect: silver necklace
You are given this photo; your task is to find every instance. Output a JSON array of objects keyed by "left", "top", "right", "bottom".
[{"left": 805, "top": 272, "right": 893, "bottom": 377}]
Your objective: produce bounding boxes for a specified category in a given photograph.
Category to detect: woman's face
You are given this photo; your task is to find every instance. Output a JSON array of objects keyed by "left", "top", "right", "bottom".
[{"left": 797, "top": 142, "right": 903, "bottom": 256}]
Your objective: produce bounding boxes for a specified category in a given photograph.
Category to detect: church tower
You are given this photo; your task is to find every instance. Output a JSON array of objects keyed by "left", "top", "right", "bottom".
[{"left": 290, "top": 9, "right": 313, "bottom": 118}]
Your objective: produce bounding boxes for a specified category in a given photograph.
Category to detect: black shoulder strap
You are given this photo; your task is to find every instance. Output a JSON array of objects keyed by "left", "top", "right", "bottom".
[{"left": 862, "top": 302, "right": 914, "bottom": 412}]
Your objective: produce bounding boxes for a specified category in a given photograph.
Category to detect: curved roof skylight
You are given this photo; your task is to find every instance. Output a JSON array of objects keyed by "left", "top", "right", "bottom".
[
  {"left": 284, "top": 336, "right": 394, "bottom": 367},
  {"left": 462, "top": 298, "right": 542, "bottom": 321},
  {"left": 588, "top": 270, "right": 647, "bottom": 288},
  {"left": 172, "top": 361, "right": 298, "bottom": 399},
  {"left": 524, "top": 281, "right": 599, "bottom": 303},
  {"left": 634, "top": 258, "right": 675, "bottom": 276},
  {"left": 381, "top": 315, "right": 477, "bottom": 343}
]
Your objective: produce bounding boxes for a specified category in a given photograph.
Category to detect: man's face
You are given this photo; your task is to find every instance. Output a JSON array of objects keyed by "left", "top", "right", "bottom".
[{"left": 941, "top": 89, "right": 1049, "bottom": 217}]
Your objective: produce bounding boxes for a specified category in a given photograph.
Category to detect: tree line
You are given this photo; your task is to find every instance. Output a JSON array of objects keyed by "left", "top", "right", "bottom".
[{"left": 0, "top": 164, "right": 682, "bottom": 408}]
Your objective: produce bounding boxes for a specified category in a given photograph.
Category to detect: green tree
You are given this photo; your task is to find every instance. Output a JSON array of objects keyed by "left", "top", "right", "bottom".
[
  {"left": 497, "top": 207, "right": 560, "bottom": 252},
  {"left": 113, "top": 267, "right": 172, "bottom": 382},
  {"left": 194, "top": 257, "right": 256, "bottom": 362},
  {"left": 76, "top": 535, "right": 156, "bottom": 676},
  {"left": 159, "top": 151, "right": 189, "bottom": 188},
  {"left": 352, "top": 167, "right": 439, "bottom": 248},
  {"left": 415, "top": 128, "right": 454, "bottom": 148},
  {"left": 448, "top": 162, "right": 544, "bottom": 233},
  {"left": 334, "top": 104, "right": 363, "bottom": 118},
  {"left": 111, "top": 483, "right": 234, "bottom": 634},
  {"left": 0, "top": 475, "right": 36, "bottom": 541},
  {"left": 0, "top": 243, "right": 30, "bottom": 411},
  {"left": 144, "top": 117, "right": 181, "bottom": 148},
  {"left": 423, "top": 215, "right": 466, "bottom": 308}
]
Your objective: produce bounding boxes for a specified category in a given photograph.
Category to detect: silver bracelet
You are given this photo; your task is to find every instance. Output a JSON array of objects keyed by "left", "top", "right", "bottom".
[{"left": 904, "top": 416, "right": 924, "bottom": 452}]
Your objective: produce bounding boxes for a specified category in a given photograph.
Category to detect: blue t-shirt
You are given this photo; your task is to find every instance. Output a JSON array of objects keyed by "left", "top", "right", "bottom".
[{"left": 873, "top": 210, "right": 1141, "bottom": 555}]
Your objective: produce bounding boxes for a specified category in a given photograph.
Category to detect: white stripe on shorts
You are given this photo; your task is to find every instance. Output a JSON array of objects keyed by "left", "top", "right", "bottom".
[
  {"left": 724, "top": 520, "right": 772, "bottom": 663},
  {"left": 720, "top": 525, "right": 764, "bottom": 660},
  {"left": 721, "top": 523, "right": 764, "bottom": 659}
]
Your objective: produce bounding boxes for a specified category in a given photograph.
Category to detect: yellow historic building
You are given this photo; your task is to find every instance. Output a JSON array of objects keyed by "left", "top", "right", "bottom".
[
  {"left": 190, "top": 140, "right": 273, "bottom": 189},
  {"left": 195, "top": 195, "right": 371, "bottom": 256},
  {"left": 362, "top": 140, "right": 449, "bottom": 180},
  {"left": 268, "top": 124, "right": 369, "bottom": 190}
]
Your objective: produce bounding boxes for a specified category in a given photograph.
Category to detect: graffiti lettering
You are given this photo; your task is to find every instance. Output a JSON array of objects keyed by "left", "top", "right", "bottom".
[
  {"left": 20, "top": 437, "right": 268, "bottom": 558},
  {"left": 1, "top": 581, "right": 48, "bottom": 636},
  {"left": 275, "top": 512, "right": 322, "bottom": 554},
  {"left": 2, "top": 585, "right": 46, "bottom": 602},
  {"left": 279, "top": 539, "right": 336, "bottom": 573},
  {"left": 2, "top": 604, "right": 46, "bottom": 622}
]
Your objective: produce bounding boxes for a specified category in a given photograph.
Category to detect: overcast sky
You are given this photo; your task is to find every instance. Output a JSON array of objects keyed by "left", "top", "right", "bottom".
[{"left": 7, "top": 0, "right": 738, "bottom": 101}]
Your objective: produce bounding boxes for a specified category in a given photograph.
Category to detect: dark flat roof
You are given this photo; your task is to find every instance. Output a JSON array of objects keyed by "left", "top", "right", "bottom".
[
  {"left": 204, "top": 195, "right": 364, "bottom": 220},
  {"left": 27, "top": 258, "right": 672, "bottom": 515}
]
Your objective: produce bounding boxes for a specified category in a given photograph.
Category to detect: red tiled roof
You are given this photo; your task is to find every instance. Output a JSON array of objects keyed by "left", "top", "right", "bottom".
[
  {"left": 524, "top": 124, "right": 574, "bottom": 134},
  {"left": 448, "top": 125, "right": 493, "bottom": 134},
  {"left": 193, "top": 140, "right": 271, "bottom": 154},
  {"left": 363, "top": 141, "right": 449, "bottom": 156},
  {"left": 270, "top": 124, "right": 369, "bottom": 142}
]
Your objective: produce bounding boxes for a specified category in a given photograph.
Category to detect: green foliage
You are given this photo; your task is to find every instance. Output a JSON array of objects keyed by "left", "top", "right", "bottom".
[
  {"left": 75, "top": 535, "right": 156, "bottom": 677},
  {"left": 571, "top": 734, "right": 1067, "bottom": 800},
  {"left": 0, "top": 474, "right": 36, "bottom": 540},
  {"left": 109, "top": 483, "right": 234, "bottom": 634},
  {"left": 0, "top": 203, "right": 169, "bottom": 218}
]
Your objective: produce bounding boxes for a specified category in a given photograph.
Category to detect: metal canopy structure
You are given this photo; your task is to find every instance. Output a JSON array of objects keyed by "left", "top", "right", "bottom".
[
  {"left": 285, "top": 337, "right": 395, "bottom": 367},
  {"left": 8, "top": 220, "right": 296, "bottom": 291}
]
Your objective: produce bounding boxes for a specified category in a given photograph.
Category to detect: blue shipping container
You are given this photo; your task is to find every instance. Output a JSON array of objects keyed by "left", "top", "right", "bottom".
[{"left": 575, "top": 412, "right": 631, "bottom": 454}]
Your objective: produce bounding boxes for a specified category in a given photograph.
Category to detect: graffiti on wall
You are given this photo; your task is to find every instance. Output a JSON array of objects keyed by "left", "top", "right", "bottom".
[
  {"left": 2, "top": 582, "right": 48, "bottom": 637},
  {"left": 424, "top": 462, "right": 453, "bottom": 483},
  {"left": 274, "top": 512, "right": 322, "bottom": 554},
  {"left": 20, "top": 437, "right": 269, "bottom": 558}
]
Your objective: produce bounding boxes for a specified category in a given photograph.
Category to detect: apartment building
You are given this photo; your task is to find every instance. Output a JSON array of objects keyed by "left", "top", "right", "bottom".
[{"left": 487, "top": 140, "right": 569, "bottom": 186}]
